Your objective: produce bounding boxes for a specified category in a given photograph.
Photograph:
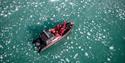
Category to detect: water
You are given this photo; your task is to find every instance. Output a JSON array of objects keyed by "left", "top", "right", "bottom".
[{"left": 0, "top": 0, "right": 125, "bottom": 63}]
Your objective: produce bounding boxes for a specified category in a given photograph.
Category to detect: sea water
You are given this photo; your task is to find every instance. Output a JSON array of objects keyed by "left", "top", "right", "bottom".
[{"left": 0, "top": 0, "right": 125, "bottom": 63}]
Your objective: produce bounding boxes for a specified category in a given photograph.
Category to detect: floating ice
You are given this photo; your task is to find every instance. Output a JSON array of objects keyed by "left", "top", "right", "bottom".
[
  {"left": 76, "top": 61, "right": 80, "bottom": 63},
  {"left": 52, "top": 15, "right": 56, "bottom": 17},
  {"left": 89, "top": 46, "right": 92, "bottom": 49},
  {"left": 60, "top": 59, "right": 65, "bottom": 62},
  {"left": 12, "top": 46, "right": 15, "bottom": 49},
  {"left": 50, "top": 18, "right": 54, "bottom": 21},
  {"left": 65, "top": 0, "right": 68, "bottom": 2},
  {"left": 69, "top": 2, "right": 75, "bottom": 6},
  {"left": 67, "top": 36, "right": 69, "bottom": 40},
  {"left": 49, "top": 0, "right": 59, "bottom": 2},
  {"left": 37, "top": 22, "right": 40, "bottom": 25},
  {"left": 34, "top": 5, "right": 38, "bottom": 8},
  {"left": 0, "top": 45, "right": 3, "bottom": 48},
  {"left": 4, "top": 14, "right": 8, "bottom": 17},
  {"left": 81, "top": 48, "right": 84, "bottom": 51},
  {"left": 26, "top": 52, "right": 29, "bottom": 56},
  {"left": 85, "top": 52, "right": 89, "bottom": 57},
  {"left": 78, "top": 46, "right": 82, "bottom": 49},
  {"left": 0, "top": 55, "right": 3, "bottom": 60},
  {"left": 78, "top": 28, "right": 81, "bottom": 31},
  {"left": 80, "top": 31, "right": 83, "bottom": 34},
  {"left": 107, "top": 58, "right": 111, "bottom": 61},
  {"left": 87, "top": 32, "right": 91, "bottom": 36},
  {"left": 73, "top": 53, "right": 78, "bottom": 59},
  {"left": 15, "top": 6, "right": 19, "bottom": 11},
  {"left": 109, "top": 46, "right": 114, "bottom": 50},
  {"left": 66, "top": 58, "right": 70, "bottom": 62},
  {"left": 30, "top": 15, "right": 33, "bottom": 18},
  {"left": 71, "top": 41, "right": 73, "bottom": 44}
]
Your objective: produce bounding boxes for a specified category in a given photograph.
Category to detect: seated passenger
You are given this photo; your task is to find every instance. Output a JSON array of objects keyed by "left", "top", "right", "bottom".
[
  {"left": 59, "top": 21, "right": 67, "bottom": 36},
  {"left": 50, "top": 21, "right": 67, "bottom": 36}
]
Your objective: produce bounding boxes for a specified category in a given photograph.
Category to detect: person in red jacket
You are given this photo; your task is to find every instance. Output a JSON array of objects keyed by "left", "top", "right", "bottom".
[
  {"left": 50, "top": 21, "right": 67, "bottom": 36},
  {"left": 59, "top": 21, "right": 67, "bottom": 36}
]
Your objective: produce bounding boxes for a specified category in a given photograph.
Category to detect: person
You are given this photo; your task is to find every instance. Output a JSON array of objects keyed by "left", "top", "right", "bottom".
[
  {"left": 50, "top": 21, "right": 67, "bottom": 36},
  {"left": 59, "top": 21, "right": 67, "bottom": 36}
]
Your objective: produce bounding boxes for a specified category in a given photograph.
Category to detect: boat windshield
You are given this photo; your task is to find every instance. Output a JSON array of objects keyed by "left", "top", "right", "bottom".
[{"left": 40, "top": 30, "right": 55, "bottom": 42}]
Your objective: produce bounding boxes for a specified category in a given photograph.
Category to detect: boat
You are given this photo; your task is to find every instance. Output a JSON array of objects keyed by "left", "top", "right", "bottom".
[{"left": 32, "top": 21, "right": 74, "bottom": 52}]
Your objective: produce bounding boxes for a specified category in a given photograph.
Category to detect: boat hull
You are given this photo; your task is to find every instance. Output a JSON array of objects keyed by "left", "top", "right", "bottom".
[{"left": 33, "top": 21, "right": 74, "bottom": 52}]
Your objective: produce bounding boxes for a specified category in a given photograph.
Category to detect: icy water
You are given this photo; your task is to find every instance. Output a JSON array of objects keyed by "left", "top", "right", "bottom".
[{"left": 0, "top": 0, "right": 125, "bottom": 63}]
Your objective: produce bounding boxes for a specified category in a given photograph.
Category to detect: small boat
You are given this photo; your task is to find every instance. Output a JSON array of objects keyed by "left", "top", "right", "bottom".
[{"left": 32, "top": 21, "right": 74, "bottom": 52}]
